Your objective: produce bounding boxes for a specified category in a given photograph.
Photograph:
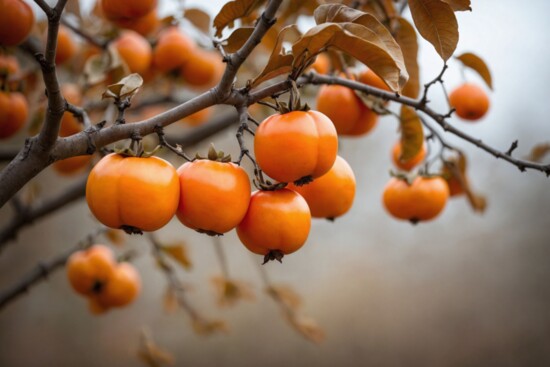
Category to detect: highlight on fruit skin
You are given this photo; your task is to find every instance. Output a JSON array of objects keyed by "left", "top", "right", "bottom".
[
  {"left": 449, "top": 83, "right": 490, "bottom": 121},
  {"left": 382, "top": 176, "right": 450, "bottom": 224}
]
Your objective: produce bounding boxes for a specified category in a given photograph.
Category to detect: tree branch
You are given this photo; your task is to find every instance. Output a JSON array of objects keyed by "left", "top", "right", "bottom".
[{"left": 0, "top": 227, "right": 105, "bottom": 310}]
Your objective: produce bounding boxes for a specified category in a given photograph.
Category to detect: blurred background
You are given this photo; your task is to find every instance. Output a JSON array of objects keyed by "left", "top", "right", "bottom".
[{"left": 1, "top": 0, "right": 550, "bottom": 366}]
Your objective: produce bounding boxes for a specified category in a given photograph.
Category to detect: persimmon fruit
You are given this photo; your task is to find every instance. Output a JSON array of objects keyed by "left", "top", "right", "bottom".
[
  {"left": 56, "top": 25, "right": 78, "bottom": 65},
  {"left": 0, "top": 90, "right": 28, "bottom": 139},
  {"left": 383, "top": 176, "right": 449, "bottom": 223},
  {"left": 237, "top": 189, "right": 311, "bottom": 263},
  {"left": 0, "top": 0, "right": 34, "bottom": 46},
  {"left": 101, "top": 0, "right": 157, "bottom": 21},
  {"left": 392, "top": 141, "right": 427, "bottom": 171},
  {"left": 449, "top": 83, "right": 490, "bottom": 121},
  {"left": 358, "top": 69, "right": 391, "bottom": 91},
  {"left": 86, "top": 153, "right": 180, "bottom": 232},
  {"left": 0, "top": 53, "right": 19, "bottom": 76},
  {"left": 113, "top": 30, "right": 152, "bottom": 75},
  {"left": 287, "top": 156, "right": 356, "bottom": 220},
  {"left": 180, "top": 49, "right": 224, "bottom": 88},
  {"left": 176, "top": 159, "right": 251, "bottom": 235},
  {"left": 254, "top": 110, "right": 338, "bottom": 184},
  {"left": 153, "top": 27, "right": 195, "bottom": 73}
]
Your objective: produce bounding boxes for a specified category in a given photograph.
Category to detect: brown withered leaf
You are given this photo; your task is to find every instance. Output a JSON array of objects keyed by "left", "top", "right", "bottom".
[
  {"left": 103, "top": 73, "right": 143, "bottom": 100},
  {"left": 105, "top": 228, "right": 126, "bottom": 246},
  {"left": 279, "top": 0, "right": 320, "bottom": 23},
  {"left": 251, "top": 25, "right": 301, "bottom": 87},
  {"left": 213, "top": 0, "right": 263, "bottom": 38},
  {"left": 455, "top": 52, "right": 493, "bottom": 90},
  {"left": 443, "top": 155, "right": 487, "bottom": 213},
  {"left": 184, "top": 8, "right": 211, "bottom": 35},
  {"left": 65, "top": 1, "right": 81, "bottom": 19},
  {"left": 221, "top": 27, "right": 255, "bottom": 53},
  {"left": 394, "top": 17, "right": 420, "bottom": 98},
  {"left": 161, "top": 243, "right": 192, "bottom": 270},
  {"left": 313, "top": 4, "right": 408, "bottom": 91},
  {"left": 84, "top": 45, "right": 127, "bottom": 87},
  {"left": 267, "top": 284, "right": 302, "bottom": 311},
  {"left": 163, "top": 288, "right": 179, "bottom": 314},
  {"left": 525, "top": 143, "right": 550, "bottom": 162},
  {"left": 211, "top": 276, "right": 255, "bottom": 307},
  {"left": 407, "top": 0, "right": 458, "bottom": 61},
  {"left": 137, "top": 330, "right": 175, "bottom": 367},
  {"left": 399, "top": 105, "right": 424, "bottom": 161},
  {"left": 285, "top": 313, "right": 326, "bottom": 344},
  {"left": 441, "top": 0, "right": 472, "bottom": 11},
  {"left": 191, "top": 318, "right": 229, "bottom": 336}
]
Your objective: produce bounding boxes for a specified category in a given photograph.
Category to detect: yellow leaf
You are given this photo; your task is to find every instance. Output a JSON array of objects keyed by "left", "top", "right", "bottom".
[
  {"left": 455, "top": 52, "right": 493, "bottom": 90},
  {"left": 163, "top": 287, "right": 179, "bottom": 314},
  {"left": 213, "top": 0, "right": 263, "bottom": 38},
  {"left": 161, "top": 243, "right": 192, "bottom": 270},
  {"left": 399, "top": 106, "right": 424, "bottom": 161},
  {"left": 408, "top": 0, "right": 458, "bottom": 61},
  {"left": 285, "top": 314, "right": 326, "bottom": 344},
  {"left": 394, "top": 17, "right": 420, "bottom": 98}
]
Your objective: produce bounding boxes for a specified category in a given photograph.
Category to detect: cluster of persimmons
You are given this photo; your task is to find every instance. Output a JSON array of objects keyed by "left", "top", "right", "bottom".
[{"left": 0, "top": 0, "right": 492, "bottom": 313}]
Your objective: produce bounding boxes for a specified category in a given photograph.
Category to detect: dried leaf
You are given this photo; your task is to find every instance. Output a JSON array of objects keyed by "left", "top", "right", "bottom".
[
  {"left": 213, "top": 0, "right": 263, "bottom": 38},
  {"left": 251, "top": 25, "right": 301, "bottom": 87},
  {"left": 455, "top": 52, "right": 493, "bottom": 90},
  {"left": 221, "top": 27, "right": 255, "bottom": 53},
  {"left": 285, "top": 314, "right": 326, "bottom": 344},
  {"left": 211, "top": 276, "right": 255, "bottom": 307},
  {"left": 399, "top": 105, "right": 424, "bottom": 161},
  {"left": 267, "top": 284, "right": 302, "bottom": 311},
  {"left": 84, "top": 46, "right": 126, "bottom": 86},
  {"left": 441, "top": 0, "right": 472, "bottom": 11},
  {"left": 184, "top": 8, "right": 211, "bottom": 35},
  {"left": 65, "top": 1, "right": 81, "bottom": 19},
  {"left": 137, "top": 330, "right": 175, "bottom": 367},
  {"left": 279, "top": 0, "right": 319, "bottom": 23},
  {"left": 163, "top": 287, "right": 179, "bottom": 314},
  {"left": 161, "top": 243, "right": 192, "bottom": 270},
  {"left": 191, "top": 318, "right": 229, "bottom": 336},
  {"left": 525, "top": 143, "right": 550, "bottom": 162},
  {"left": 394, "top": 17, "right": 420, "bottom": 98},
  {"left": 105, "top": 228, "right": 126, "bottom": 246},
  {"left": 408, "top": 0, "right": 458, "bottom": 61},
  {"left": 103, "top": 73, "right": 143, "bottom": 100},
  {"left": 313, "top": 4, "right": 408, "bottom": 91},
  {"left": 443, "top": 155, "right": 487, "bottom": 213}
]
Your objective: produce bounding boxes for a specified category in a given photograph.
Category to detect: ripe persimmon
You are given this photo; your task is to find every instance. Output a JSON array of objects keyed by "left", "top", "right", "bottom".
[
  {"left": 153, "top": 27, "right": 195, "bottom": 73},
  {"left": 392, "top": 141, "right": 427, "bottom": 171},
  {"left": 310, "top": 53, "right": 330, "bottom": 74},
  {"left": 113, "top": 30, "right": 152, "bottom": 75},
  {"left": 237, "top": 189, "right": 311, "bottom": 263},
  {"left": 287, "top": 156, "right": 356, "bottom": 219},
  {"left": 0, "top": 90, "right": 28, "bottom": 139},
  {"left": 358, "top": 69, "right": 390, "bottom": 91},
  {"left": 176, "top": 158, "right": 251, "bottom": 235},
  {"left": 56, "top": 25, "right": 78, "bottom": 65},
  {"left": 113, "top": 9, "right": 159, "bottom": 37},
  {"left": 94, "top": 262, "right": 141, "bottom": 308},
  {"left": 449, "top": 83, "right": 490, "bottom": 121},
  {"left": 101, "top": 0, "right": 157, "bottom": 21},
  {"left": 0, "top": 53, "right": 19, "bottom": 76},
  {"left": 347, "top": 103, "right": 378, "bottom": 136},
  {"left": 254, "top": 110, "right": 338, "bottom": 183},
  {"left": 180, "top": 49, "right": 224, "bottom": 89},
  {"left": 67, "top": 244, "right": 141, "bottom": 312},
  {"left": 53, "top": 155, "right": 92, "bottom": 176},
  {"left": 86, "top": 153, "right": 180, "bottom": 232},
  {"left": 66, "top": 244, "right": 117, "bottom": 297},
  {"left": 316, "top": 84, "right": 362, "bottom": 135},
  {"left": 182, "top": 107, "right": 212, "bottom": 126},
  {"left": 0, "top": 0, "right": 34, "bottom": 46},
  {"left": 59, "top": 83, "right": 83, "bottom": 137},
  {"left": 382, "top": 176, "right": 449, "bottom": 223}
]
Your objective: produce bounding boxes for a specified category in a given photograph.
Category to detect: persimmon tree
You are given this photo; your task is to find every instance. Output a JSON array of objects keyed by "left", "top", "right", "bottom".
[{"left": 1, "top": 0, "right": 549, "bottom": 361}]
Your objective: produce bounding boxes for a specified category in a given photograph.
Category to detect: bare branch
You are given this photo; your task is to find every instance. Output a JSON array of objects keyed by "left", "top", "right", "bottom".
[{"left": 0, "top": 227, "right": 106, "bottom": 311}]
